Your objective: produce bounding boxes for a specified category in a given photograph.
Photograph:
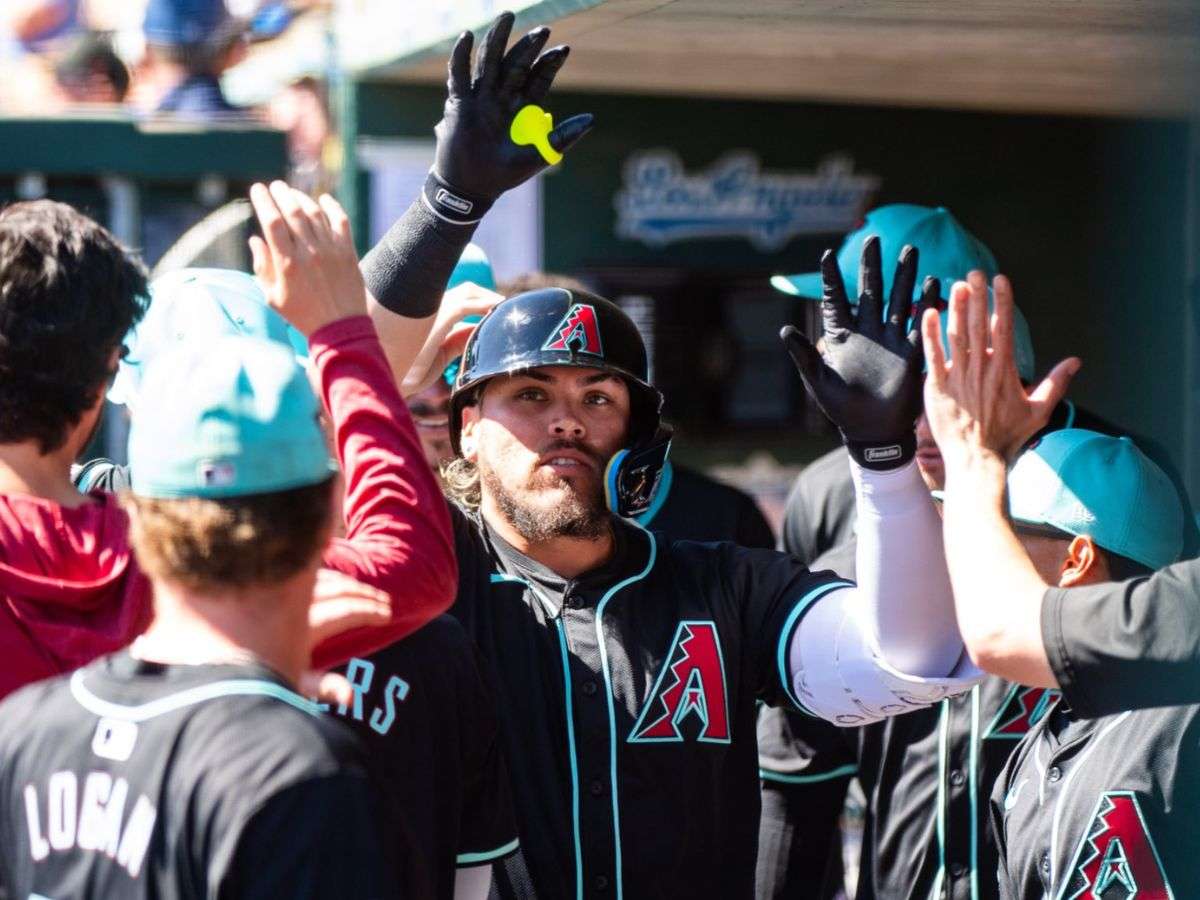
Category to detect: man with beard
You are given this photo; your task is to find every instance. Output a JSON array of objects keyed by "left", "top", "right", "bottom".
[{"left": 419, "top": 219, "right": 994, "bottom": 898}]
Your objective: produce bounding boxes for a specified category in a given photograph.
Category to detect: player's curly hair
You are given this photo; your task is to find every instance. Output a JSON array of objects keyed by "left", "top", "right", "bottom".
[
  {"left": 0, "top": 201, "right": 148, "bottom": 453},
  {"left": 441, "top": 456, "right": 481, "bottom": 510}
]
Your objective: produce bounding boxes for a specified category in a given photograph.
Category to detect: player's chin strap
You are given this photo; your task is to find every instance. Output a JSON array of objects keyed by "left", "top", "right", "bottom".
[{"left": 603, "top": 426, "right": 673, "bottom": 519}]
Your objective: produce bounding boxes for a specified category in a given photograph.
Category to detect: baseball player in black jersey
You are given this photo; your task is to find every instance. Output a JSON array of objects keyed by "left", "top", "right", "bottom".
[
  {"left": 0, "top": 191, "right": 397, "bottom": 899},
  {"left": 985, "top": 429, "right": 1186, "bottom": 898},
  {"left": 760, "top": 208, "right": 1199, "bottom": 900},
  {"left": 331, "top": 615, "right": 520, "bottom": 900},
  {"left": 418, "top": 191, "right": 992, "bottom": 895},
  {"left": 918, "top": 271, "right": 1200, "bottom": 707}
]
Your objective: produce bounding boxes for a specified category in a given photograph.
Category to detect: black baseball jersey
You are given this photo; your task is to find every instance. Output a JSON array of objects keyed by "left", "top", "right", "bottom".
[
  {"left": 991, "top": 696, "right": 1200, "bottom": 898},
  {"left": 1042, "top": 558, "right": 1200, "bottom": 717},
  {"left": 447, "top": 505, "right": 847, "bottom": 900},
  {"left": 757, "top": 540, "right": 1061, "bottom": 900},
  {"left": 635, "top": 461, "right": 776, "bottom": 549},
  {"left": 329, "top": 615, "right": 519, "bottom": 900},
  {"left": 0, "top": 651, "right": 394, "bottom": 899},
  {"left": 779, "top": 446, "right": 854, "bottom": 564}
]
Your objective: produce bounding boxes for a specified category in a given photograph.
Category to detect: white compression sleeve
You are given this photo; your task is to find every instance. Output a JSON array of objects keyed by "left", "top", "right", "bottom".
[
  {"left": 783, "top": 458, "right": 981, "bottom": 726},
  {"left": 453, "top": 865, "right": 493, "bottom": 900},
  {"left": 850, "top": 457, "right": 962, "bottom": 675}
]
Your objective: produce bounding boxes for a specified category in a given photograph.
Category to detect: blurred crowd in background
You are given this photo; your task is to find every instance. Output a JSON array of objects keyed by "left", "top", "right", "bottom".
[{"left": 1, "top": 0, "right": 333, "bottom": 189}]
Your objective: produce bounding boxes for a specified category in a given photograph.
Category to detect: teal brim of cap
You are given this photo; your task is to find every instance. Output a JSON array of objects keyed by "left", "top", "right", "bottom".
[
  {"left": 129, "top": 335, "right": 334, "bottom": 499},
  {"left": 770, "top": 272, "right": 822, "bottom": 297}
]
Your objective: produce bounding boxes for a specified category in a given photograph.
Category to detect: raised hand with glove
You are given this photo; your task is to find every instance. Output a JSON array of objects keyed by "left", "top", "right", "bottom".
[
  {"left": 361, "top": 11, "right": 592, "bottom": 386},
  {"left": 424, "top": 11, "right": 593, "bottom": 225},
  {"left": 780, "top": 237, "right": 940, "bottom": 470},
  {"left": 781, "top": 238, "right": 968, "bottom": 677}
]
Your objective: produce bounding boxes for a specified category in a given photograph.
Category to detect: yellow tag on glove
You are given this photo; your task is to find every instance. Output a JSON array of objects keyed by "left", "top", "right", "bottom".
[{"left": 510, "top": 104, "right": 563, "bottom": 166}]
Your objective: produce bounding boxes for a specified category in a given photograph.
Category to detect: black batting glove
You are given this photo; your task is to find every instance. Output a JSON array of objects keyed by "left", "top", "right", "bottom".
[
  {"left": 425, "top": 11, "right": 594, "bottom": 225},
  {"left": 781, "top": 237, "right": 941, "bottom": 470}
]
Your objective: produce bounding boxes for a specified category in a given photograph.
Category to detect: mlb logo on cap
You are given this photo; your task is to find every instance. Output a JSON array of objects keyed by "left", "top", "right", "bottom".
[{"left": 197, "top": 461, "right": 237, "bottom": 489}]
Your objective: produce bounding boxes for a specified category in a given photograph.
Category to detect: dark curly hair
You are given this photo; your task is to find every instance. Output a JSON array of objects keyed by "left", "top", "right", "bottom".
[{"left": 0, "top": 201, "right": 148, "bottom": 453}]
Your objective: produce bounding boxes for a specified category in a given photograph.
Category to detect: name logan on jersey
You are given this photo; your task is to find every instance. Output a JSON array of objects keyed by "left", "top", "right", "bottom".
[{"left": 23, "top": 769, "right": 157, "bottom": 879}]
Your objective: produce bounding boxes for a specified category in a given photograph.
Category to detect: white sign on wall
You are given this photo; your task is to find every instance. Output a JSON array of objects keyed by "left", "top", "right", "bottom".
[
  {"left": 359, "top": 138, "right": 542, "bottom": 283},
  {"left": 614, "top": 150, "right": 880, "bottom": 251}
]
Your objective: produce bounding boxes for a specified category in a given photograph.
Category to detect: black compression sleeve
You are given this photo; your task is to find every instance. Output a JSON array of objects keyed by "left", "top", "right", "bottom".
[{"left": 359, "top": 197, "right": 479, "bottom": 319}]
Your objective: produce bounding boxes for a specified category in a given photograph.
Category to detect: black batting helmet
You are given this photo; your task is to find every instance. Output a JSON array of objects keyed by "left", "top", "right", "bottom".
[{"left": 448, "top": 288, "right": 663, "bottom": 456}]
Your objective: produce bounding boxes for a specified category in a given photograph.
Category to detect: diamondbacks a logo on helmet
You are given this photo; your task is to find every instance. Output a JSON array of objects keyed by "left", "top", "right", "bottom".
[
  {"left": 984, "top": 685, "right": 1061, "bottom": 739},
  {"left": 629, "top": 621, "right": 729, "bottom": 744},
  {"left": 543, "top": 304, "right": 604, "bottom": 357},
  {"left": 1062, "top": 792, "right": 1172, "bottom": 898}
]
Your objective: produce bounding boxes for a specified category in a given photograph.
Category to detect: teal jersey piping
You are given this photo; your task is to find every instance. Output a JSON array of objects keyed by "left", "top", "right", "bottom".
[
  {"left": 490, "top": 573, "right": 528, "bottom": 585},
  {"left": 775, "top": 580, "right": 853, "bottom": 716},
  {"left": 594, "top": 524, "right": 658, "bottom": 900},
  {"left": 969, "top": 686, "right": 981, "bottom": 900},
  {"left": 556, "top": 618, "right": 585, "bottom": 899},
  {"left": 1062, "top": 399, "right": 1076, "bottom": 429},
  {"left": 759, "top": 763, "right": 858, "bottom": 785},
  {"left": 69, "top": 669, "right": 320, "bottom": 721},
  {"left": 930, "top": 699, "right": 950, "bottom": 899},
  {"left": 456, "top": 837, "right": 521, "bottom": 866},
  {"left": 633, "top": 460, "right": 674, "bottom": 528}
]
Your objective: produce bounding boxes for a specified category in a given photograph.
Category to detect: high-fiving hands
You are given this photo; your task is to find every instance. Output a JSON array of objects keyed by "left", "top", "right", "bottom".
[
  {"left": 248, "top": 181, "right": 367, "bottom": 337},
  {"left": 782, "top": 237, "right": 940, "bottom": 469},
  {"left": 921, "top": 272, "right": 1080, "bottom": 470},
  {"left": 426, "top": 11, "right": 593, "bottom": 223}
]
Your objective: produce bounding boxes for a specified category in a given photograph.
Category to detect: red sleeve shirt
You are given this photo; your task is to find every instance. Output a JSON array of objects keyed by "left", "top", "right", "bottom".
[
  {"left": 306, "top": 315, "right": 457, "bottom": 668},
  {"left": 0, "top": 315, "right": 456, "bottom": 699}
]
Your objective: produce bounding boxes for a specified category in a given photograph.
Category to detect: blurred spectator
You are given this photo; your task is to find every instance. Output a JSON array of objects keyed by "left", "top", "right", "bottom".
[
  {"left": 140, "top": 0, "right": 249, "bottom": 117},
  {"left": 53, "top": 31, "right": 129, "bottom": 104},
  {"left": 267, "top": 76, "right": 332, "bottom": 193},
  {"left": 5, "top": 0, "right": 80, "bottom": 52}
]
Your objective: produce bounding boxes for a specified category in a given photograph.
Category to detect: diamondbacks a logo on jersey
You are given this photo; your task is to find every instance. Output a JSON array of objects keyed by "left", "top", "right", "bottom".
[
  {"left": 984, "top": 685, "right": 1061, "bottom": 739},
  {"left": 1062, "top": 792, "right": 1173, "bottom": 899},
  {"left": 629, "top": 621, "right": 729, "bottom": 744},
  {"left": 543, "top": 304, "right": 604, "bottom": 357}
]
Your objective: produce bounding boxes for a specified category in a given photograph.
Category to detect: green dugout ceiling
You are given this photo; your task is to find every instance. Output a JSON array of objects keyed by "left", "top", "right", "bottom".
[{"left": 345, "top": 0, "right": 1199, "bottom": 489}]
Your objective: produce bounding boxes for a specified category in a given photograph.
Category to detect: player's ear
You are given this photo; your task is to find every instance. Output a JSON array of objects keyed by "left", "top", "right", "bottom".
[
  {"left": 460, "top": 406, "right": 480, "bottom": 462},
  {"left": 1060, "top": 535, "right": 1099, "bottom": 587}
]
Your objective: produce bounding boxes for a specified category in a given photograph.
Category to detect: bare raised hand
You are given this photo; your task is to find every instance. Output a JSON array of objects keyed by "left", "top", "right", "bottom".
[
  {"left": 248, "top": 182, "right": 368, "bottom": 337},
  {"left": 922, "top": 272, "right": 1080, "bottom": 467}
]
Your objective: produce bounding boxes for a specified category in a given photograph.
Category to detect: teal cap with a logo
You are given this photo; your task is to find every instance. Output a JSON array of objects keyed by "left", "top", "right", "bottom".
[
  {"left": 1007, "top": 428, "right": 1183, "bottom": 570},
  {"left": 110, "top": 268, "right": 308, "bottom": 409},
  {"left": 442, "top": 243, "right": 495, "bottom": 387},
  {"left": 128, "top": 335, "right": 334, "bottom": 499},
  {"left": 770, "top": 203, "right": 1035, "bottom": 381},
  {"left": 771, "top": 204, "right": 996, "bottom": 301}
]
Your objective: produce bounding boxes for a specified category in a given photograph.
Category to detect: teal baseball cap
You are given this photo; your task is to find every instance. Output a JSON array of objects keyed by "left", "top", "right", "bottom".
[
  {"left": 771, "top": 204, "right": 997, "bottom": 302},
  {"left": 109, "top": 268, "right": 308, "bottom": 409},
  {"left": 448, "top": 243, "right": 496, "bottom": 292},
  {"left": 1007, "top": 428, "right": 1183, "bottom": 570},
  {"left": 770, "top": 203, "right": 1035, "bottom": 381},
  {"left": 442, "top": 243, "right": 495, "bottom": 387},
  {"left": 129, "top": 335, "right": 334, "bottom": 499}
]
